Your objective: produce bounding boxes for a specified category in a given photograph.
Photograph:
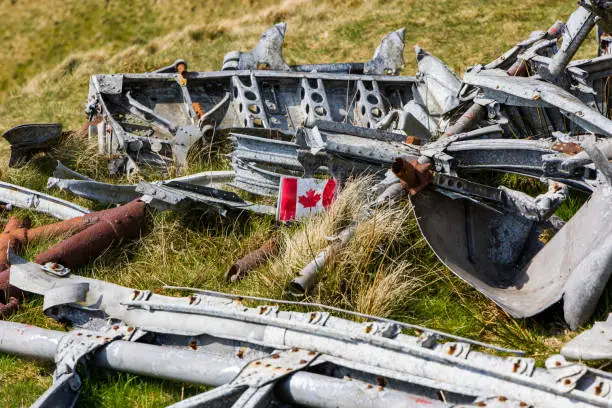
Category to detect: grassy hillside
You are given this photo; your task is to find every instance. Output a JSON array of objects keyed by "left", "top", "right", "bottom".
[{"left": 0, "top": 1, "right": 607, "bottom": 406}]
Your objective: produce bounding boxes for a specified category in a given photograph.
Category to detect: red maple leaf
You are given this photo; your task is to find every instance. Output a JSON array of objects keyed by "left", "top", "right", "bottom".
[{"left": 298, "top": 189, "right": 321, "bottom": 208}]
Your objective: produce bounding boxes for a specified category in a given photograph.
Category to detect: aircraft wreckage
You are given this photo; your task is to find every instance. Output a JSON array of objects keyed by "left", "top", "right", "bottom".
[{"left": 2, "top": 1, "right": 612, "bottom": 407}]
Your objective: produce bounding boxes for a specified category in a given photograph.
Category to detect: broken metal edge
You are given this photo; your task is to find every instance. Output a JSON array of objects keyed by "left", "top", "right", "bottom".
[{"left": 0, "top": 181, "right": 90, "bottom": 220}]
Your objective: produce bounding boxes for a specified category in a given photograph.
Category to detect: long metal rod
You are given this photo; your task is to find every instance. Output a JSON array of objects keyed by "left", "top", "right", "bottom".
[
  {"left": 164, "top": 286, "right": 525, "bottom": 356},
  {"left": 0, "top": 321, "right": 443, "bottom": 408}
]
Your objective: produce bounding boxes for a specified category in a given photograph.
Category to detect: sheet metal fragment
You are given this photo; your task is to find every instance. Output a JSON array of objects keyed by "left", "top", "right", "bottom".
[
  {"left": 562, "top": 314, "right": 612, "bottom": 360},
  {"left": 2, "top": 123, "right": 62, "bottom": 167}
]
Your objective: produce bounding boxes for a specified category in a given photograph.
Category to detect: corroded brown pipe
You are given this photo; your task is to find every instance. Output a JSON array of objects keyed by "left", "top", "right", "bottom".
[
  {"left": 0, "top": 211, "right": 101, "bottom": 304},
  {"left": 391, "top": 157, "right": 432, "bottom": 195},
  {"left": 0, "top": 200, "right": 148, "bottom": 316},
  {"left": 225, "top": 236, "right": 280, "bottom": 282},
  {"left": 35, "top": 199, "right": 147, "bottom": 267},
  {"left": 0, "top": 296, "right": 19, "bottom": 318},
  {"left": 0, "top": 217, "right": 30, "bottom": 270}
]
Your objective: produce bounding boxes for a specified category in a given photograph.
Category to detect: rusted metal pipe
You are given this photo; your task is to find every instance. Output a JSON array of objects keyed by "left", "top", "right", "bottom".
[
  {"left": 442, "top": 103, "right": 486, "bottom": 137},
  {"left": 391, "top": 157, "right": 432, "bottom": 195},
  {"left": 34, "top": 200, "right": 147, "bottom": 267},
  {"left": 0, "top": 268, "right": 21, "bottom": 310},
  {"left": 0, "top": 296, "right": 19, "bottom": 318},
  {"left": 225, "top": 236, "right": 280, "bottom": 282},
  {"left": 0, "top": 217, "right": 30, "bottom": 270},
  {"left": 0, "top": 200, "right": 148, "bottom": 318}
]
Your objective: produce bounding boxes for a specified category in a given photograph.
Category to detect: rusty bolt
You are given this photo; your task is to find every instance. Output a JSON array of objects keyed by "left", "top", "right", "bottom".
[
  {"left": 564, "top": 379, "right": 571, "bottom": 385},
  {"left": 391, "top": 157, "right": 432, "bottom": 195},
  {"left": 291, "top": 347, "right": 299, "bottom": 352},
  {"left": 405, "top": 136, "right": 421, "bottom": 145},
  {"left": 299, "top": 360, "right": 307, "bottom": 364},
  {"left": 498, "top": 396, "right": 507, "bottom": 402}
]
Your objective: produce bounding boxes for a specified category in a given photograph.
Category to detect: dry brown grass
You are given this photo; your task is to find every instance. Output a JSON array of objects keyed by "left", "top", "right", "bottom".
[{"left": 247, "top": 178, "right": 435, "bottom": 317}]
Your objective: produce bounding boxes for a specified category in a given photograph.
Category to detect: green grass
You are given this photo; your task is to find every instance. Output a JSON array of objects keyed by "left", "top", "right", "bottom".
[{"left": 0, "top": 0, "right": 609, "bottom": 406}]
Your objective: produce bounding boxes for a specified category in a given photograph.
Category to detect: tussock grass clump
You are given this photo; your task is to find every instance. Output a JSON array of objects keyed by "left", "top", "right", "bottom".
[{"left": 246, "top": 178, "right": 434, "bottom": 319}]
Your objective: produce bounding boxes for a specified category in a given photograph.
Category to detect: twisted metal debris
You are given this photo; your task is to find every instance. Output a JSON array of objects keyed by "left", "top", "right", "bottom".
[
  {"left": 8, "top": 253, "right": 612, "bottom": 407},
  {"left": 2, "top": 1, "right": 612, "bottom": 406},
  {"left": 0, "top": 200, "right": 148, "bottom": 316},
  {"left": 49, "top": 1, "right": 612, "bottom": 327}
]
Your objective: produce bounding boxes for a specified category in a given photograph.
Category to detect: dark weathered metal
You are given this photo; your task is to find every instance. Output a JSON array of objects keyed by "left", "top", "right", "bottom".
[
  {"left": 2, "top": 123, "right": 62, "bottom": 167},
  {"left": 225, "top": 236, "right": 280, "bottom": 282}
]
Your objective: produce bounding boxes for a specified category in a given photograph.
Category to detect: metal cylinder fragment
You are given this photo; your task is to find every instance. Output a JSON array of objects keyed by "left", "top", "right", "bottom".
[
  {"left": 225, "top": 236, "right": 280, "bottom": 282},
  {"left": 442, "top": 103, "right": 486, "bottom": 137},
  {"left": 34, "top": 200, "right": 147, "bottom": 267},
  {"left": 0, "top": 200, "right": 148, "bottom": 318},
  {"left": 289, "top": 224, "right": 356, "bottom": 295}
]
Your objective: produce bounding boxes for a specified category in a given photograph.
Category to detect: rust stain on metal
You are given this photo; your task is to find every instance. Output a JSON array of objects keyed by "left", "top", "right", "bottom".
[
  {"left": 405, "top": 136, "right": 421, "bottom": 145},
  {"left": 0, "top": 200, "right": 147, "bottom": 319},
  {"left": 551, "top": 141, "right": 583, "bottom": 155},
  {"left": 192, "top": 102, "right": 204, "bottom": 119},
  {"left": 391, "top": 157, "right": 432, "bottom": 195},
  {"left": 442, "top": 103, "right": 486, "bottom": 137}
]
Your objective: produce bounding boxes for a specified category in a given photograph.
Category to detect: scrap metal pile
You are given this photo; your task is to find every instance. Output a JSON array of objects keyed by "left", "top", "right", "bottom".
[{"left": 2, "top": 1, "right": 612, "bottom": 407}]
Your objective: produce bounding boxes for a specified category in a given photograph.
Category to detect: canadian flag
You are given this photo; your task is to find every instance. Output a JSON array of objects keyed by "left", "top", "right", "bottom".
[{"left": 277, "top": 177, "right": 337, "bottom": 222}]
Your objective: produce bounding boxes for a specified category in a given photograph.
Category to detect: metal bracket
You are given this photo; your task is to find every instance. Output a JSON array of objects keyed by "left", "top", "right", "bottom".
[
  {"left": 169, "top": 348, "right": 320, "bottom": 408},
  {"left": 31, "top": 330, "right": 120, "bottom": 408},
  {"left": 545, "top": 354, "right": 588, "bottom": 392},
  {"left": 355, "top": 80, "right": 386, "bottom": 128}
]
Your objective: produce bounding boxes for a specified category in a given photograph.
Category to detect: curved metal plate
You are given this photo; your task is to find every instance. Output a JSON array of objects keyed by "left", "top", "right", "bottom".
[{"left": 411, "top": 188, "right": 563, "bottom": 318}]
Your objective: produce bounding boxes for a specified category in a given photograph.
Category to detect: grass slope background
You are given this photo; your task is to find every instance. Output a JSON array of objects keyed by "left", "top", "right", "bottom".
[{"left": 0, "top": 0, "right": 608, "bottom": 406}]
